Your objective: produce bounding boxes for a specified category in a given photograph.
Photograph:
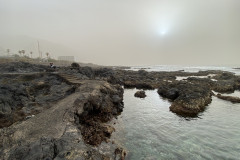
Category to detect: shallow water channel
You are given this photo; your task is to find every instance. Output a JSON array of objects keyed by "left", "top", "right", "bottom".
[{"left": 112, "top": 89, "right": 240, "bottom": 160}]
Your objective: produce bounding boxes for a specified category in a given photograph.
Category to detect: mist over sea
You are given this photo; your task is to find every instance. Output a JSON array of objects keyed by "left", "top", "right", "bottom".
[{"left": 126, "top": 65, "right": 240, "bottom": 75}]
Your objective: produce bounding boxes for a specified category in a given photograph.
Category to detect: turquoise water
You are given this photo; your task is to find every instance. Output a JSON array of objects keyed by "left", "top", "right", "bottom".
[{"left": 113, "top": 89, "right": 240, "bottom": 160}]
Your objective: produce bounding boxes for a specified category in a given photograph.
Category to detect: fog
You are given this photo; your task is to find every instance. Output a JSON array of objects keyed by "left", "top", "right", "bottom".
[{"left": 0, "top": 0, "right": 239, "bottom": 66}]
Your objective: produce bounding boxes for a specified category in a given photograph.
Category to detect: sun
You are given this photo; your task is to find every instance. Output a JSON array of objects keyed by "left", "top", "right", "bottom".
[
  {"left": 158, "top": 29, "right": 168, "bottom": 36},
  {"left": 160, "top": 31, "right": 167, "bottom": 35}
]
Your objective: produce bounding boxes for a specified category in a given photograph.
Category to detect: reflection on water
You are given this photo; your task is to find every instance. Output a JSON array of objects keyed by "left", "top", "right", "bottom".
[{"left": 112, "top": 89, "right": 240, "bottom": 160}]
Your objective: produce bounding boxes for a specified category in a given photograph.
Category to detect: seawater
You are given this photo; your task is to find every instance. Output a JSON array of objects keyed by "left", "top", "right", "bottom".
[
  {"left": 126, "top": 65, "right": 240, "bottom": 75},
  {"left": 112, "top": 89, "right": 240, "bottom": 160}
]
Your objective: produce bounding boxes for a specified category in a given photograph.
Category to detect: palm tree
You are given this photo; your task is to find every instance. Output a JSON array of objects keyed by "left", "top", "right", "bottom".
[
  {"left": 45, "top": 52, "right": 50, "bottom": 62},
  {"left": 30, "top": 51, "right": 33, "bottom": 58},
  {"left": 6, "top": 49, "right": 10, "bottom": 56},
  {"left": 18, "top": 50, "right": 22, "bottom": 56},
  {"left": 22, "top": 50, "right": 25, "bottom": 57}
]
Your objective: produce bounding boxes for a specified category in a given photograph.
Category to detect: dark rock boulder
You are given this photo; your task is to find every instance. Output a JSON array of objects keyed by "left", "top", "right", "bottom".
[
  {"left": 158, "top": 87, "right": 179, "bottom": 100},
  {"left": 212, "top": 80, "right": 236, "bottom": 93},
  {"left": 158, "top": 81, "right": 213, "bottom": 117},
  {"left": 124, "top": 81, "right": 154, "bottom": 90},
  {"left": 136, "top": 82, "right": 154, "bottom": 90},
  {"left": 216, "top": 72, "right": 236, "bottom": 80},
  {"left": 138, "top": 69, "right": 148, "bottom": 76},
  {"left": 115, "top": 147, "right": 127, "bottom": 160},
  {"left": 107, "top": 75, "right": 123, "bottom": 85},
  {"left": 74, "top": 83, "right": 124, "bottom": 146},
  {"left": 94, "top": 67, "right": 114, "bottom": 77},
  {"left": 71, "top": 62, "right": 80, "bottom": 68},
  {"left": 169, "top": 90, "right": 212, "bottom": 117},
  {"left": 134, "top": 91, "right": 146, "bottom": 98},
  {"left": 216, "top": 94, "right": 240, "bottom": 103},
  {"left": 78, "top": 66, "right": 94, "bottom": 78}
]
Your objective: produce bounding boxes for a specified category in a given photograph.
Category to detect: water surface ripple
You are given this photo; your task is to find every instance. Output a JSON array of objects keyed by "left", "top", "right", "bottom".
[{"left": 113, "top": 89, "right": 240, "bottom": 160}]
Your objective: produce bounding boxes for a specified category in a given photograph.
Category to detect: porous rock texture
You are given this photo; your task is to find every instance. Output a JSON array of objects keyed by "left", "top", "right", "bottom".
[
  {"left": 134, "top": 91, "right": 146, "bottom": 98},
  {"left": 0, "top": 73, "right": 75, "bottom": 128},
  {"left": 0, "top": 62, "right": 125, "bottom": 160},
  {"left": 158, "top": 81, "right": 213, "bottom": 117},
  {"left": 0, "top": 80, "right": 124, "bottom": 160},
  {"left": 216, "top": 94, "right": 240, "bottom": 103}
]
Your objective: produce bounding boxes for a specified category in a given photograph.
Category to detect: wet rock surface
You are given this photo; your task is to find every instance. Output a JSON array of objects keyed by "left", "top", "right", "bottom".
[
  {"left": 134, "top": 91, "right": 146, "bottom": 98},
  {"left": 158, "top": 81, "right": 212, "bottom": 116},
  {"left": 114, "top": 69, "right": 240, "bottom": 116},
  {"left": 157, "top": 88, "right": 179, "bottom": 100},
  {"left": 114, "top": 147, "right": 127, "bottom": 160},
  {"left": 216, "top": 94, "right": 240, "bottom": 103},
  {"left": 74, "top": 83, "right": 124, "bottom": 146}
]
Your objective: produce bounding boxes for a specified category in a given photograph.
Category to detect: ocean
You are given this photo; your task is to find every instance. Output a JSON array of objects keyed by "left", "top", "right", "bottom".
[
  {"left": 126, "top": 65, "right": 240, "bottom": 75},
  {"left": 111, "top": 65, "right": 240, "bottom": 160}
]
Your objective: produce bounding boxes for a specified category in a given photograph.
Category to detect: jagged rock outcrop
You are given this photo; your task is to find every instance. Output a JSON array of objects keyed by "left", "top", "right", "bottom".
[
  {"left": 115, "top": 147, "right": 127, "bottom": 160},
  {"left": 157, "top": 88, "right": 179, "bottom": 100},
  {"left": 71, "top": 62, "right": 80, "bottom": 68},
  {"left": 113, "top": 69, "right": 232, "bottom": 91},
  {"left": 114, "top": 69, "right": 239, "bottom": 117},
  {"left": 212, "top": 80, "right": 236, "bottom": 93},
  {"left": 158, "top": 82, "right": 213, "bottom": 117},
  {"left": 2, "top": 61, "right": 240, "bottom": 159},
  {"left": 211, "top": 72, "right": 240, "bottom": 93},
  {"left": 74, "top": 83, "right": 124, "bottom": 146}
]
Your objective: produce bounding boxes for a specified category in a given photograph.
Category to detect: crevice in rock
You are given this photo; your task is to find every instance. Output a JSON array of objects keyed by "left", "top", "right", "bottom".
[{"left": 74, "top": 84, "right": 124, "bottom": 146}]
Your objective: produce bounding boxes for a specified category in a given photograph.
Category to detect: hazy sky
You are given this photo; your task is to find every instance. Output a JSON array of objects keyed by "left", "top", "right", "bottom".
[{"left": 0, "top": 0, "right": 239, "bottom": 66}]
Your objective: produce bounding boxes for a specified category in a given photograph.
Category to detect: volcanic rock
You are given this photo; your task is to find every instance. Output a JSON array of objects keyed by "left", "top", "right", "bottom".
[
  {"left": 0, "top": 73, "right": 75, "bottom": 128},
  {"left": 134, "top": 91, "right": 146, "bottom": 98},
  {"left": 0, "top": 79, "right": 124, "bottom": 159},
  {"left": 158, "top": 87, "right": 179, "bottom": 100},
  {"left": 158, "top": 81, "right": 212, "bottom": 117},
  {"left": 216, "top": 94, "right": 240, "bottom": 103},
  {"left": 0, "top": 62, "right": 51, "bottom": 73},
  {"left": 75, "top": 82, "right": 124, "bottom": 146},
  {"left": 71, "top": 62, "right": 80, "bottom": 68}
]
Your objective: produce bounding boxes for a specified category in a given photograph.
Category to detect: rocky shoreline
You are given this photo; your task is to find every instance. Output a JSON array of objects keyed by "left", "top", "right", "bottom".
[
  {"left": 0, "top": 62, "right": 240, "bottom": 159},
  {"left": 114, "top": 69, "right": 240, "bottom": 116}
]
